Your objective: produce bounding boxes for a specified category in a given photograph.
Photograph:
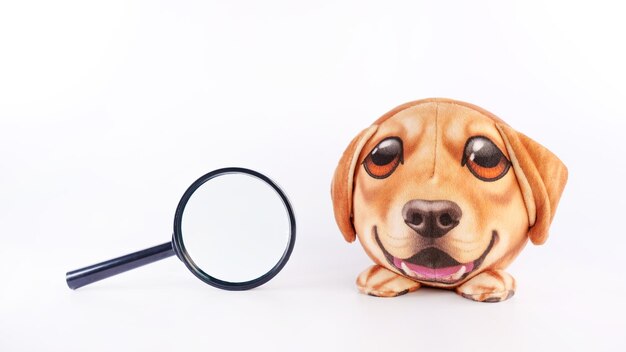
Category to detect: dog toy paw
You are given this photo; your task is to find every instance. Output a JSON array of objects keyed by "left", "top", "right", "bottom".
[
  {"left": 356, "top": 265, "right": 421, "bottom": 297},
  {"left": 455, "top": 270, "right": 516, "bottom": 302}
]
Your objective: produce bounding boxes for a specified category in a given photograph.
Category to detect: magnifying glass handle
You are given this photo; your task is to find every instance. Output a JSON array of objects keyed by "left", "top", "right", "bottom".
[{"left": 66, "top": 242, "right": 175, "bottom": 290}]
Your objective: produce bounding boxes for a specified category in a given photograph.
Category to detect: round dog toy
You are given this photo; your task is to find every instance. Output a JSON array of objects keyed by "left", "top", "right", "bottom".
[{"left": 331, "top": 98, "right": 567, "bottom": 302}]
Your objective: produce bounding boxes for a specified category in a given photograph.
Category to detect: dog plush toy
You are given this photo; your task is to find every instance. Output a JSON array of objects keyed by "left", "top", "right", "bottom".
[{"left": 331, "top": 98, "right": 567, "bottom": 302}]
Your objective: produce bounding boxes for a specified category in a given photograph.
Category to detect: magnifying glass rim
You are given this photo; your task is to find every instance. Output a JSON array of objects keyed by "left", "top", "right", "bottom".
[{"left": 173, "top": 167, "right": 296, "bottom": 291}]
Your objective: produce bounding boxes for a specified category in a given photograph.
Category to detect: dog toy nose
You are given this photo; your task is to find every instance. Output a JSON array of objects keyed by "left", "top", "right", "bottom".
[{"left": 402, "top": 200, "right": 462, "bottom": 238}]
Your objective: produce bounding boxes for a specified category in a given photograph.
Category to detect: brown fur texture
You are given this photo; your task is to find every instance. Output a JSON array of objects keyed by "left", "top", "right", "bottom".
[{"left": 331, "top": 98, "right": 567, "bottom": 302}]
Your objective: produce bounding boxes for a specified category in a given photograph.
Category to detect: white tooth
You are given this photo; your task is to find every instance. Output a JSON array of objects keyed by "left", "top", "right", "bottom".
[
  {"left": 401, "top": 262, "right": 417, "bottom": 278},
  {"left": 451, "top": 265, "right": 467, "bottom": 281}
]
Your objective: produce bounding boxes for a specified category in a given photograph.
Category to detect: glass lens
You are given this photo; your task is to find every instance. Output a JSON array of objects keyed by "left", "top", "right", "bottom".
[{"left": 180, "top": 172, "right": 291, "bottom": 283}]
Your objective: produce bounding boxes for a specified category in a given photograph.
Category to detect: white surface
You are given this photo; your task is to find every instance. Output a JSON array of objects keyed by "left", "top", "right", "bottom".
[{"left": 1, "top": 1, "right": 625, "bottom": 351}]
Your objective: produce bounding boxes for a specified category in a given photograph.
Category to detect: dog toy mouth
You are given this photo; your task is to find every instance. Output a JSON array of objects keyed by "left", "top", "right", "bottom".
[{"left": 374, "top": 227, "right": 497, "bottom": 284}]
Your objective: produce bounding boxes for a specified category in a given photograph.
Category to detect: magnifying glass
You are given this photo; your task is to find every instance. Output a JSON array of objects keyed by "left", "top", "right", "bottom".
[{"left": 66, "top": 167, "right": 296, "bottom": 291}]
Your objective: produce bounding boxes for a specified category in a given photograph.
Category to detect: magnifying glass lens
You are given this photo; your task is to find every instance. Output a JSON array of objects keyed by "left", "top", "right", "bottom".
[{"left": 179, "top": 173, "right": 291, "bottom": 283}]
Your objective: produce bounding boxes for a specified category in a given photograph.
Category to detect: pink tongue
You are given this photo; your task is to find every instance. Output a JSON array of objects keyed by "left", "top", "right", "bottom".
[{"left": 393, "top": 257, "right": 474, "bottom": 279}]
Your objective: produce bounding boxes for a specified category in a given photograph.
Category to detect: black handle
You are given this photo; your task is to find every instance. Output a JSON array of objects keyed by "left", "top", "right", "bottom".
[{"left": 66, "top": 242, "right": 175, "bottom": 290}]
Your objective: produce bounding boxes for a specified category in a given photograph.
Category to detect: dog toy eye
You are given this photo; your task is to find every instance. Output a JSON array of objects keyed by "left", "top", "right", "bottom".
[
  {"left": 462, "top": 136, "right": 511, "bottom": 182},
  {"left": 363, "top": 137, "right": 403, "bottom": 179}
]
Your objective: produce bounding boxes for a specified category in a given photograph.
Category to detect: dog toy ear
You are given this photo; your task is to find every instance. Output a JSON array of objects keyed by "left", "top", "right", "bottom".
[
  {"left": 331, "top": 125, "right": 378, "bottom": 243},
  {"left": 496, "top": 124, "right": 568, "bottom": 245}
]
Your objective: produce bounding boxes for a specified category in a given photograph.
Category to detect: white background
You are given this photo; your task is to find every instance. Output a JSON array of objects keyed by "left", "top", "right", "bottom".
[{"left": 1, "top": 1, "right": 625, "bottom": 351}]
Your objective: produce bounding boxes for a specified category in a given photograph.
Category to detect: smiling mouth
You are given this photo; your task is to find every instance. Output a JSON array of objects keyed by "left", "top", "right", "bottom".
[{"left": 374, "top": 227, "right": 497, "bottom": 284}]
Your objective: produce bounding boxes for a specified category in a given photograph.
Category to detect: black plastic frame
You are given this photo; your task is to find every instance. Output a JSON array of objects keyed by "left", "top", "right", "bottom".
[{"left": 172, "top": 167, "right": 296, "bottom": 291}]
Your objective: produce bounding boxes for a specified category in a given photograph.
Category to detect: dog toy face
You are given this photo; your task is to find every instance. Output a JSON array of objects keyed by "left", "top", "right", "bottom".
[{"left": 331, "top": 99, "right": 567, "bottom": 302}]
